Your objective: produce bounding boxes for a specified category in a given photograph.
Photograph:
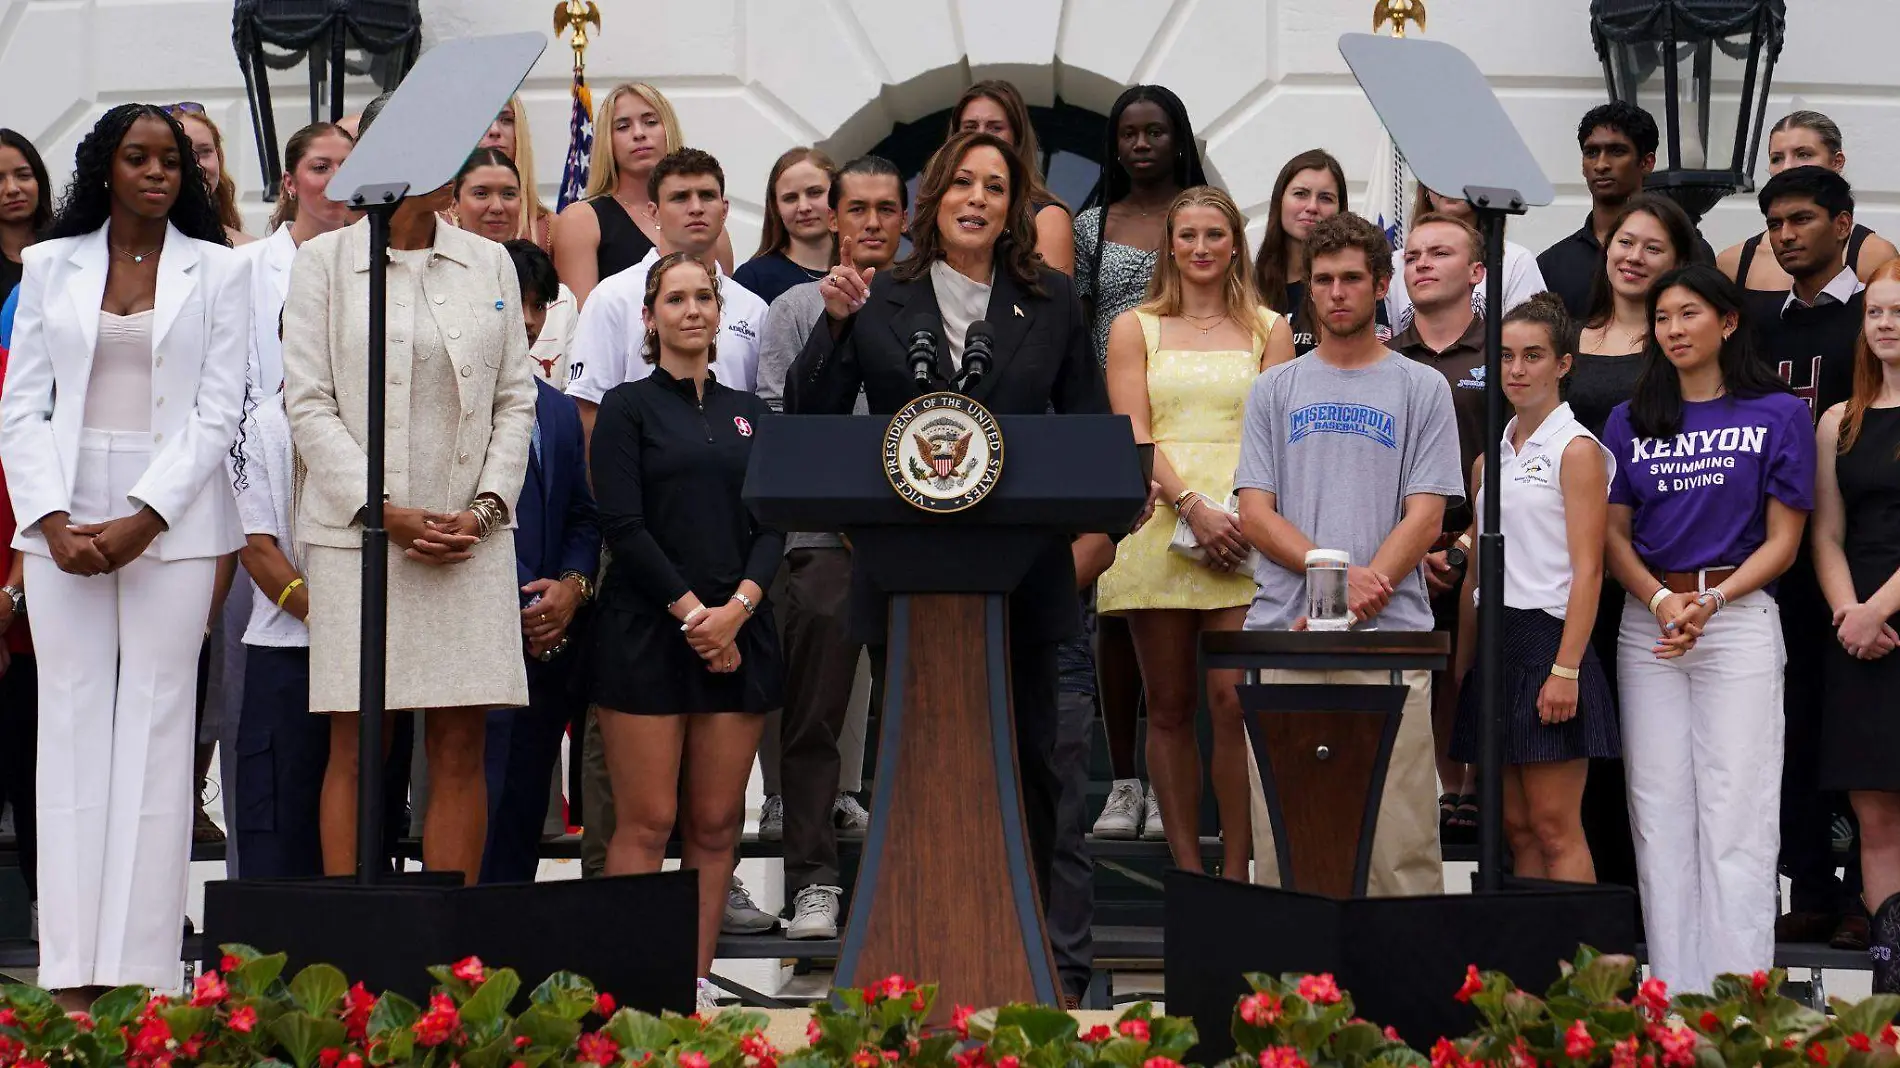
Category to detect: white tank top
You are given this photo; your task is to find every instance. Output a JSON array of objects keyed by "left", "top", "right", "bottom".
[
  {"left": 1476, "top": 402, "right": 1614, "bottom": 617},
  {"left": 84, "top": 310, "right": 155, "bottom": 432}
]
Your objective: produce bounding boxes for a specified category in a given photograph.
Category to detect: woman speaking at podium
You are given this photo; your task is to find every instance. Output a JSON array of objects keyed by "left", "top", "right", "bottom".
[{"left": 785, "top": 129, "right": 1109, "bottom": 893}]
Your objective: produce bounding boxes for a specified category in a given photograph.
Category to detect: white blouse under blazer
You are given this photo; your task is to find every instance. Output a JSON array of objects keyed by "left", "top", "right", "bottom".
[{"left": 0, "top": 223, "right": 252, "bottom": 560}]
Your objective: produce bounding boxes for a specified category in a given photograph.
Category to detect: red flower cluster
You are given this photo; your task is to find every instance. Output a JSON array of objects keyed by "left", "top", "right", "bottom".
[
  {"left": 67, "top": 1012, "right": 93, "bottom": 1033},
  {"left": 413, "top": 993, "right": 461, "bottom": 1048},
  {"left": 1119, "top": 1019, "right": 1150, "bottom": 1042},
  {"left": 1507, "top": 1036, "right": 1536, "bottom": 1068},
  {"left": 452, "top": 956, "right": 487, "bottom": 984},
  {"left": 995, "top": 1055, "right": 1021, "bottom": 1068},
  {"left": 1564, "top": 1020, "right": 1595, "bottom": 1060},
  {"left": 1238, "top": 993, "right": 1282, "bottom": 1026},
  {"left": 317, "top": 1049, "right": 364, "bottom": 1068},
  {"left": 1082, "top": 1025, "right": 1112, "bottom": 1043},
  {"left": 125, "top": 1006, "right": 174, "bottom": 1068},
  {"left": 595, "top": 993, "right": 617, "bottom": 1016},
  {"left": 1696, "top": 1012, "right": 1721, "bottom": 1034},
  {"left": 190, "top": 973, "right": 229, "bottom": 1008},
  {"left": 863, "top": 975, "right": 915, "bottom": 1004},
  {"left": 1295, "top": 974, "right": 1342, "bottom": 1006},
  {"left": 574, "top": 1031, "right": 618, "bottom": 1066},
  {"left": 951, "top": 1005, "right": 975, "bottom": 1040},
  {"left": 220, "top": 955, "right": 244, "bottom": 974},
  {"left": 807, "top": 1019, "right": 824, "bottom": 1046},
  {"left": 1385, "top": 1027, "right": 1404, "bottom": 1045},
  {"left": 1430, "top": 1037, "right": 1470, "bottom": 1068},
  {"left": 680, "top": 1052, "right": 710, "bottom": 1068},
  {"left": 1749, "top": 972, "right": 1771, "bottom": 996},
  {"left": 1257, "top": 1046, "right": 1309, "bottom": 1068},
  {"left": 1648, "top": 1024, "right": 1695, "bottom": 1068},
  {"left": 1635, "top": 977, "right": 1669, "bottom": 1020},
  {"left": 953, "top": 1045, "right": 989, "bottom": 1068},
  {"left": 1612, "top": 1036, "right": 1640, "bottom": 1068},
  {"left": 1808, "top": 1044, "right": 1831, "bottom": 1066},
  {"left": 741, "top": 1029, "right": 779, "bottom": 1068},
  {"left": 1144, "top": 1058, "right": 1184, "bottom": 1068},
  {"left": 1848, "top": 1034, "right": 1873, "bottom": 1054},
  {"left": 342, "top": 983, "right": 376, "bottom": 1041},
  {"left": 1454, "top": 965, "right": 1482, "bottom": 1004},
  {"left": 228, "top": 1006, "right": 258, "bottom": 1035}
]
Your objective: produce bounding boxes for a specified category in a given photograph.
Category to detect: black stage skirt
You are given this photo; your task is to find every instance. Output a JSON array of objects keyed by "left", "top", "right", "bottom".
[
  {"left": 1451, "top": 605, "right": 1620, "bottom": 765},
  {"left": 586, "top": 599, "right": 782, "bottom": 716}
]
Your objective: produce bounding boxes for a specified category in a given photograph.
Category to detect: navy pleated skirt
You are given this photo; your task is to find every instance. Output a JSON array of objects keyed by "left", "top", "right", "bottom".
[{"left": 1451, "top": 605, "right": 1620, "bottom": 765}]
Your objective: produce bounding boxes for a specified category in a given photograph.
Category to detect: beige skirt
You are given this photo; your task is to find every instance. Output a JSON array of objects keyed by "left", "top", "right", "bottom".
[{"left": 302, "top": 532, "right": 529, "bottom": 713}]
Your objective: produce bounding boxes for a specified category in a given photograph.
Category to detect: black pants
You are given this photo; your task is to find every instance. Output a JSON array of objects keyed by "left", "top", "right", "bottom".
[
  {"left": 774, "top": 548, "right": 860, "bottom": 893},
  {"left": 1580, "top": 580, "right": 1641, "bottom": 894},
  {"left": 1780, "top": 601, "right": 1859, "bottom": 914},
  {"left": 868, "top": 636, "right": 1060, "bottom": 902},
  {"left": 1050, "top": 688, "right": 1096, "bottom": 999},
  {"left": 233, "top": 645, "right": 326, "bottom": 879},
  {"left": 482, "top": 659, "right": 582, "bottom": 884},
  {"left": 0, "top": 653, "right": 37, "bottom": 900}
]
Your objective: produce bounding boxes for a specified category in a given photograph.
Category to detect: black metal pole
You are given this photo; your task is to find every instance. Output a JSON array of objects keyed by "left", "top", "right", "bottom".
[
  {"left": 1475, "top": 201, "right": 1510, "bottom": 891},
  {"left": 355, "top": 195, "right": 400, "bottom": 884}
]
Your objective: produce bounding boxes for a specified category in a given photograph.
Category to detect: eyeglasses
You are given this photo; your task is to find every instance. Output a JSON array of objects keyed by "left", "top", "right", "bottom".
[{"left": 163, "top": 102, "right": 206, "bottom": 117}]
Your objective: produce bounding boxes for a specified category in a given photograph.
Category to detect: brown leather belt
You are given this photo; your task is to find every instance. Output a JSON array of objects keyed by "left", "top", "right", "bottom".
[{"left": 1659, "top": 567, "right": 1737, "bottom": 594}]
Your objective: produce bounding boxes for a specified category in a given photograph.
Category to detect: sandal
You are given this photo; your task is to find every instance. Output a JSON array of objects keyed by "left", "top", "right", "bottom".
[
  {"left": 1438, "top": 792, "right": 1460, "bottom": 832},
  {"left": 1448, "top": 794, "right": 1480, "bottom": 840}
]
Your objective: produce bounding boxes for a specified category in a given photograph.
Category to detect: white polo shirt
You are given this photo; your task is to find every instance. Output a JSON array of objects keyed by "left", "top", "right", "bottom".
[
  {"left": 1476, "top": 402, "right": 1614, "bottom": 617},
  {"left": 564, "top": 248, "right": 767, "bottom": 401}
]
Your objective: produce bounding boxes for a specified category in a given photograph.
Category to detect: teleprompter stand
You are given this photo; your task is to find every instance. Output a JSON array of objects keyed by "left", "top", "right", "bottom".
[
  {"left": 745, "top": 414, "right": 1147, "bottom": 1013},
  {"left": 203, "top": 34, "right": 696, "bottom": 1010}
]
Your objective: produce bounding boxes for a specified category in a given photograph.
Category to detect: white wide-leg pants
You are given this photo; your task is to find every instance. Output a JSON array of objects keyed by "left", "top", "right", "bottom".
[
  {"left": 29, "top": 429, "right": 216, "bottom": 989},
  {"left": 1618, "top": 589, "right": 1785, "bottom": 994}
]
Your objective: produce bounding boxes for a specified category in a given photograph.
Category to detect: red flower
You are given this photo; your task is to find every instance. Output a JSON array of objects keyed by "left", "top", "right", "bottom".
[
  {"left": 807, "top": 1020, "right": 824, "bottom": 1046},
  {"left": 413, "top": 993, "right": 461, "bottom": 1048},
  {"left": 18, "top": 1059, "right": 48, "bottom": 1068},
  {"left": 221, "top": 955, "right": 243, "bottom": 974},
  {"left": 190, "top": 973, "right": 229, "bottom": 1007},
  {"left": 680, "top": 1054, "right": 710, "bottom": 1068},
  {"left": 1636, "top": 977, "right": 1670, "bottom": 1019},
  {"left": 130, "top": 1015, "right": 172, "bottom": 1060},
  {"left": 1296, "top": 974, "right": 1343, "bottom": 1006},
  {"left": 851, "top": 1049, "right": 881, "bottom": 1068},
  {"left": 996, "top": 1056, "right": 1021, "bottom": 1068},
  {"left": 1430, "top": 1038, "right": 1470, "bottom": 1068},
  {"left": 1238, "top": 993, "right": 1282, "bottom": 1026},
  {"left": 1119, "top": 1019, "right": 1151, "bottom": 1041},
  {"left": 1385, "top": 1027, "right": 1403, "bottom": 1044},
  {"left": 1697, "top": 1012, "right": 1721, "bottom": 1033},
  {"left": 1750, "top": 971, "right": 1771, "bottom": 995},
  {"left": 1144, "top": 1059, "right": 1184, "bottom": 1068},
  {"left": 1808, "top": 1045, "right": 1830, "bottom": 1067},
  {"left": 1882, "top": 1025, "right": 1899, "bottom": 1048},
  {"left": 1656, "top": 1025, "right": 1696, "bottom": 1068},
  {"left": 1454, "top": 965, "right": 1483, "bottom": 1003},
  {"left": 452, "top": 956, "right": 487, "bottom": 984},
  {"left": 954, "top": 1046, "right": 990, "bottom": 1068},
  {"left": 342, "top": 983, "right": 376, "bottom": 1041},
  {"left": 595, "top": 993, "right": 616, "bottom": 1016},
  {"left": 1848, "top": 1034, "right": 1873, "bottom": 1053},
  {"left": 319, "top": 1049, "right": 342, "bottom": 1068},
  {"left": 880, "top": 975, "right": 914, "bottom": 1001},
  {"left": 952, "top": 1005, "right": 975, "bottom": 1040},
  {"left": 339, "top": 1056, "right": 364, "bottom": 1068},
  {"left": 229, "top": 1006, "right": 257, "bottom": 1034},
  {"left": 910, "top": 992, "right": 926, "bottom": 1013},
  {"left": 1565, "top": 1020, "right": 1596, "bottom": 1060},
  {"left": 741, "top": 1030, "right": 778, "bottom": 1068},
  {"left": 1612, "top": 1037, "right": 1640, "bottom": 1068},
  {"left": 68, "top": 1011, "right": 94, "bottom": 1032},
  {"left": 515, "top": 1036, "right": 531, "bottom": 1049},
  {"left": 1083, "top": 1026, "right": 1112, "bottom": 1043},
  {"left": 575, "top": 1032, "right": 619, "bottom": 1066},
  {"left": 0, "top": 1008, "right": 16, "bottom": 1027},
  {"left": 1258, "top": 1047, "right": 1309, "bottom": 1068},
  {"left": 512, "top": 1063, "right": 528, "bottom": 1068},
  {"left": 1509, "top": 1037, "right": 1536, "bottom": 1068}
]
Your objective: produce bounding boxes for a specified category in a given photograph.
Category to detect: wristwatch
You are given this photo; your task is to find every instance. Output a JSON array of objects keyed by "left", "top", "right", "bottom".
[
  {"left": 1443, "top": 545, "right": 1469, "bottom": 574},
  {"left": 559, "top": 570, "right": 594, "bottom": 604},
  {"left": 1, "top": 585, "right": 23, "bottom": 618}
]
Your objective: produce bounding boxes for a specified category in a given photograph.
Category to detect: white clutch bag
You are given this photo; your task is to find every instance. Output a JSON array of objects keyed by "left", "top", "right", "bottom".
[{"left": 1168, "top": 493, "right": 1258, "bottom": 569}]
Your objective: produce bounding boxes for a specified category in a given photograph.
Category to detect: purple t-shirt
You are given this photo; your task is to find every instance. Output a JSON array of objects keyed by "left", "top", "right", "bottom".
[{"left": 1603, "top": 392, "right": 1815, "bottom": 572}]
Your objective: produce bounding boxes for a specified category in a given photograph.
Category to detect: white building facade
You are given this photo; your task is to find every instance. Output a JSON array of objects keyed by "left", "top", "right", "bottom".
[{"left": 3, "top": 0, "right": 1896, "bottom": 271}]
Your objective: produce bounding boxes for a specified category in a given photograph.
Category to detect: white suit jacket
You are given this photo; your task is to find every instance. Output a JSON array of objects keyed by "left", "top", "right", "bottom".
[
  {"left": 0, "top": 223, "right": 251, "bottom": 560},
  {"left": 281, "top": 216, "right": 535, "bottom": 549},
  {"left": 244, "top": 223, "right": 297, "bottom": 394}
]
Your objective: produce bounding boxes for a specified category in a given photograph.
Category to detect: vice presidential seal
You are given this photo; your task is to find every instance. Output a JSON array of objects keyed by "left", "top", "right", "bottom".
[{"left": 883, "top": 391, "right": 1004, "bottom": 513}]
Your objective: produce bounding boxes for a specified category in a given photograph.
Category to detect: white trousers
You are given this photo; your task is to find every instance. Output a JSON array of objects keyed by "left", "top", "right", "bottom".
[
  {"left": 1618, "top": 589, "right": 1785, "bottom": 994},
  {"left": 29, "top": 429, "right": 217, "bottom": 989}
]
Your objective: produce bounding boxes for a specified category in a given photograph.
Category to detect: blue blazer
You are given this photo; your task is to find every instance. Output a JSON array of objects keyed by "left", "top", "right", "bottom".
[{"left": 517, "top": 379, "right": 600, "bottom": 589}]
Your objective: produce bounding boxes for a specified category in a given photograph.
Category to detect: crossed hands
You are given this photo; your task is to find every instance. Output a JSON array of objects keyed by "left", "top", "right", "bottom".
[{"left": 683, "top": 600, "right": 747, "bottom": 674}]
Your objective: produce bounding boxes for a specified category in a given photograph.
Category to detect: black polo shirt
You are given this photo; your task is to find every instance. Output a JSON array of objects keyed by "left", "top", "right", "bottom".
[
  {"left": 1391, "top": 313, "right": 1487, "bottom": 531},
  {"left": 1536, "top": 211, "right": 1717, "bottom": 321}
]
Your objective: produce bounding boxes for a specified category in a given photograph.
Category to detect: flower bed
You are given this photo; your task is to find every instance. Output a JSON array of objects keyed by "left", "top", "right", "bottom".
[{"left": 1, "top": 945, "right": 1893, "bottom": 1068}]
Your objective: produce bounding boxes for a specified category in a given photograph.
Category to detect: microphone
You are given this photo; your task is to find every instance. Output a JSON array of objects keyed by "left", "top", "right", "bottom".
[
  {"left": 957, "top": 320, "right": 995, "bottom": 393},
  {"left": 905, "top": 313, "right": 940, "bottom": 389}
]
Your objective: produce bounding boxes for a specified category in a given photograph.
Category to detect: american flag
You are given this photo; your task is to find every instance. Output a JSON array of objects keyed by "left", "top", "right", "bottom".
[{"left": 556, "top": 66, "right": 593, "bottom": 212}]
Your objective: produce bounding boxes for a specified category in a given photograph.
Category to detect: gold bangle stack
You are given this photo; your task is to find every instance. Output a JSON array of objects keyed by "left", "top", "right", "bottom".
[{"left": 468, "top": 496, "right": 507, "bottom": 541}]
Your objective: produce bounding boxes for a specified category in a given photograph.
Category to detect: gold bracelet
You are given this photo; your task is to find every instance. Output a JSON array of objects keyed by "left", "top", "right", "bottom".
[
  {"left": 1549, "top": 663, "right": 1581, "bottom": 681},
  {"left": 275, "top": 577, "right": 305, "bottom": 608}
]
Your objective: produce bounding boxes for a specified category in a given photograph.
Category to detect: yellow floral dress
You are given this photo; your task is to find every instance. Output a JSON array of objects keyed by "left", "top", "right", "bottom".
[{"left": 1097, "top": 307, "right": 1280, "bottom": 614}]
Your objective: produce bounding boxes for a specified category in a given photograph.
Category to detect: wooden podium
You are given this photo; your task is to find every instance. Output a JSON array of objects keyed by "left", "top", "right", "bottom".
[
  {"left": 745, "top": 414, "right": 1146, "bottom": 1009},
  {"left": 1200, "top": 630, "right": 1449, "bottom": 897}
]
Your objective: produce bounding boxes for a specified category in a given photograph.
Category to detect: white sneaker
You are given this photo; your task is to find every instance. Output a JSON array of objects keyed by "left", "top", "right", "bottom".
[
  {"left": 1139, "top": 785, "right": 1166, "bottom": 840},
  {"left": 758, "top": 795, "right": 783, "bottom": 841},
  {"left": 721, "top": 877, "right": 779, "bottom": 935},
  {"left": 788, "top": 884, "right": 841, "bottom": 940},
  {"left": 1093, "top": 779, "right": 1144, "bottom": 839},
  {"left": 832, "top": 793, "right": 870, "bottom": 838},
  {"left": 695, "top": 978, "right": 722, "bottom": 1014}
]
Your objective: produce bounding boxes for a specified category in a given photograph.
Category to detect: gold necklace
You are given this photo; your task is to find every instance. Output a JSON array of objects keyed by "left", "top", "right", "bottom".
[
  {"left": 1181, "top": 311, "right": 1228, "bottom": 336},
  {"left": 112, "top": 242, "right": 162, "bottom": 264}
]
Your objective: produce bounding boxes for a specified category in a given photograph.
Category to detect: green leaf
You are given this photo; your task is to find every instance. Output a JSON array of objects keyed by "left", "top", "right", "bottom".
[
  {"left": 1148, "top": 1016, "right": 1199, "bottom": 1060},
  {"left": 369, "top": 989, "right": 421, "bottom": 1038},
  {"left": 1570, "top": 954, "right": 1637, "bottom": 1005},
  {"left": 88, "top": 984, "right": 151, "bottom": 1026},
  {"left": 235, "top": 953, "right": 291, "bottom": 998},
  {"left": 603, "top": 1008, "right": 675, "bottom": 1055},
  {"left": 530, "top": 972, "right": 599, "bottom": 1022},
  {"left": 964, "top": 1008, "right": 1000, "bottom": 1042},
  {"left": 289, "top": 964, "right": 350, "bottom": 1016},
  {"left": 514, "top": 1005, "right": 582, "bottom": 1051},
  {"left": 1095, "top": 1038, "right": 1150, "bottom": 1068},
  {"left": 461, "top": 968, "right": 522, "bottom": 1029},
  {"left": 459, "top": 1030, "right": 515, "bottom": 1068},
  {"left": 159, "top": 1005, "right": 213, "bottom": 1042},
  {"left": 271, "top": 1010, "right": 349, "bottom": 1068},
  {"left": 4, "top": 982, "right": 58, "bottom": 1017},
  {"left": 1835, "top": 997, "right": 1900, "bottom": 1041}
]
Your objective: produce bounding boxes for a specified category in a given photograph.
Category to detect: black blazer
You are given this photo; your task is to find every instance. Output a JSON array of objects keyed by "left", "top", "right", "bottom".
[{"left": 787, "top": 263, "right": 1108, "bottom": 644}]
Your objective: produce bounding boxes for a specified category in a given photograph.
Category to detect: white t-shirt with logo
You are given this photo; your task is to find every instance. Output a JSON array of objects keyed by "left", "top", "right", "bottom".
[
  {"left": 1475, "top": 402, "right": 1614, "bottom": 617},
  {"left": 565, "top": 248, "right": 767, "bottom": 401}
]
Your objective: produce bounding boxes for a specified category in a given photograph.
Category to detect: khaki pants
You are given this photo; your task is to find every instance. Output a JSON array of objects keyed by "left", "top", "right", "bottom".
[{"left": 1245, "top": 668, "right": 1442, "bottom": 896}]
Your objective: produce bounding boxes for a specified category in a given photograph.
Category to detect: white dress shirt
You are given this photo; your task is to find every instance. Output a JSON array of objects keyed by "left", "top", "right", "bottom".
[
  {"left": 229, "top": 391, "right": 307, "bottom": 647},
  {"left": 564, "top": 248, "right": 767, "bottom": 401}
]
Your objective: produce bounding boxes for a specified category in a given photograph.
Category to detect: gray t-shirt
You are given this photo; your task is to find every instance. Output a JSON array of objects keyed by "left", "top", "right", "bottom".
[
  {"left": 1234, "top": 349, "right": 1465, "bottom": 631},
  {"left": 756, "top": 279, "right": 867, "bottom": 551}
]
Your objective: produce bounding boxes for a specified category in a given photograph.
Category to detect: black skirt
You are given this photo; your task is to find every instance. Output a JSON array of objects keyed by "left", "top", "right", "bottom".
[
  {"left": 1822, "top": 624, "right": 1900, "bottom": 792},
  {"left": 586, "top": 600, "right": 783, "bottom": 716},
  {"left": 1451, "top": 605, "right": 1620, "bottom": 765}
]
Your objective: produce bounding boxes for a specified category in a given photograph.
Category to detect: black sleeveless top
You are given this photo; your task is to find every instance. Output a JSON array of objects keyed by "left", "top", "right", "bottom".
[
  {"left": 589, "top": 195, "right": 656, "bottom": 282},
  {"left": 1737, "top": 222, "right": 1875, "bottom": 289}
]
